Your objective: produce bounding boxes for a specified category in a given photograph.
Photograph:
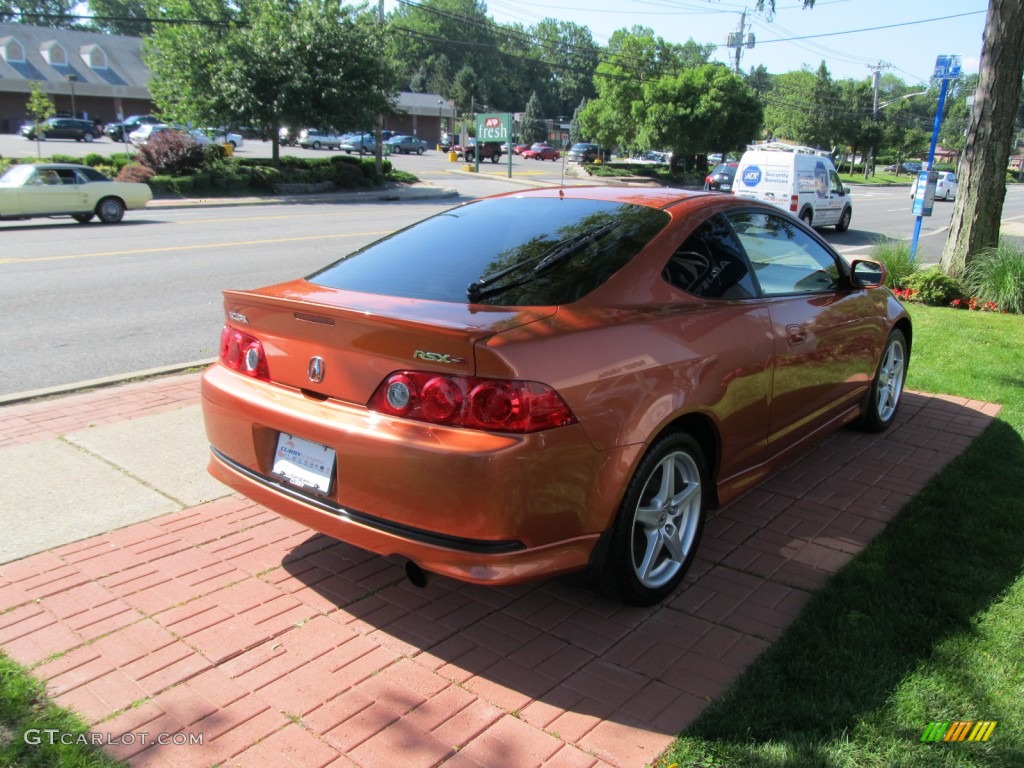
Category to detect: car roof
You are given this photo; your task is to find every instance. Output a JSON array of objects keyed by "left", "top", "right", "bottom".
[
  {"left": 487, "top": 185, "right": 715, "bottom": 210},
  {"left": 27, "top": 163, "right": 92, "bottom": 170}
]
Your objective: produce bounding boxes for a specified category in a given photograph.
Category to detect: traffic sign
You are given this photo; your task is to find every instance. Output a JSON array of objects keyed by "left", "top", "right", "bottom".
[{"left": 933, "top": 55, "right": 962, "bottom": 80}]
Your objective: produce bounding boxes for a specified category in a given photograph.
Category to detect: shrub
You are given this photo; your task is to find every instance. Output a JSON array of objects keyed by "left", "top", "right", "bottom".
[
  {"left": 904, "top": 268, "right": 967, "bottom": 306},
  {"left": 964, "top": 241, "right": 1024, "bottom": 314},
  {"left": 869, "top": 238, "right": 918, "bottom": 289},
  {"left": 83, "top": 153, "right": 106, "bottom": 167},
  {"left": 136, "top": 131, "right": 208, "bottom": 176},
  {"left": 115, "top": 163, "right": 155, "bottom": 184}
]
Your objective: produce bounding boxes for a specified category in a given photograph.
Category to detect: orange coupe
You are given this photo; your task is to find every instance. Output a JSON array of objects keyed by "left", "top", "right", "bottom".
[{"left": 202, "top": 187, "right": 910, "bottom": 605}]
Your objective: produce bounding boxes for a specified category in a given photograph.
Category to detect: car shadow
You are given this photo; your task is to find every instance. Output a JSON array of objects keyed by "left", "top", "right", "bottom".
[{"left": 276, "top": 392, "right": 1006, "bottom": 761}]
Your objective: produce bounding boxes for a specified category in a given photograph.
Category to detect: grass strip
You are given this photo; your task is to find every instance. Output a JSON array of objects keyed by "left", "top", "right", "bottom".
[{"left": 659, "top": 304, "right": 1024, "bottom": 767}]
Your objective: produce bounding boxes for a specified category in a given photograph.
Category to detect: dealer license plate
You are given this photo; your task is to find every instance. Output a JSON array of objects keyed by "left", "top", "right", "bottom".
[
  {"left": 720, "top": 183, "right": 731, "bottom": 190},
  {"left": 272, "top": 432, "right": 336, "bottom": 494}
]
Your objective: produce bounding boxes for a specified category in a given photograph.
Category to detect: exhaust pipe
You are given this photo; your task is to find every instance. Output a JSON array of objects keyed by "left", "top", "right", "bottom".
[{"left": 405, "top": 560, "right": 428, "bottom": 588}]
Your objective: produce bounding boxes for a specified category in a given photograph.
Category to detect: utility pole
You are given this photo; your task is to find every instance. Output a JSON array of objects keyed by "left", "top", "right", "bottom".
[
  {"left": 374, "top": 0, "right": 384, "bottom": 178},
  {"left": 866, "top": 61, "right": 892, "bottom": 178},
  {"left": 727, "top": 12, "right": 755, "bottom": 74}
]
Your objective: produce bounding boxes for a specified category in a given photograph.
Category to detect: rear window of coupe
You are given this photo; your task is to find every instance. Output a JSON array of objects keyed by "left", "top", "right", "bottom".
[{"left": 309, "top": 197, "right": 670, "bottom": 306}]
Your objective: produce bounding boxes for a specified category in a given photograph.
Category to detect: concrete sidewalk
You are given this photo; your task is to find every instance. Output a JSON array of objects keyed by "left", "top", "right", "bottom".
[{"left": 0, "top": 372, "right": 1000, "bottom": 768}]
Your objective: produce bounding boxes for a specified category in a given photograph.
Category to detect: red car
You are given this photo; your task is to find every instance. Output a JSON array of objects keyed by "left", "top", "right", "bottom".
[
  {"left": 202, "top": 187, "right": 909, "bottom": 605},
  {"left": 522, "top": 143, "right": 560, "bottom": 161}
]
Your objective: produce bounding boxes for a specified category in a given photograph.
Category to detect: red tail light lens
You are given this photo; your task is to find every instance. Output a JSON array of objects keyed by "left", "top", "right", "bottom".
[
  {"left": 368, "top": 372, "right": 577, "bottom": 433},
  {"left": 790, "top": 195, "right": 799, "bottom": 212},
  {"left": 219, "top": 325, "right": 270, "bottom": 381}
]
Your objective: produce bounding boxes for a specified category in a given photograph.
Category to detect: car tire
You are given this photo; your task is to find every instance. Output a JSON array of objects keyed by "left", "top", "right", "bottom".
[
  {"left": 799, "top": 208, "right": 813, "bottom": 227},
  {"left": 417, "top": 147, "right": 424, "bottom": 155},
  {"left": 96, "top": 197, "right": 125, "bottom": 224},
  {"left": 73, "top": 213, "right": 94, "bottom": 224},
  {"left": 858, "top": 329, "right": 908, "bottom": 433},
  {"left": 491, "top": 154, "right": 501, "bottom": 163},
  {"left": 599, "top": 432, "right": 707, "bottom": 606},
  {"left": 835, "top": 206, "right": 852, "bottom": 232},
  {"left": 83, "top": 132, "right": 94, "bottom": 142},
  {"left": 312, "top": 141, "right": 322, "bottom": 150}
]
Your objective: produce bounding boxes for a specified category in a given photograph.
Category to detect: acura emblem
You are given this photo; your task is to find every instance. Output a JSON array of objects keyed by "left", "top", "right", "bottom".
[{"left": 307, "top": 356, "right": 326, "bottom": 383}]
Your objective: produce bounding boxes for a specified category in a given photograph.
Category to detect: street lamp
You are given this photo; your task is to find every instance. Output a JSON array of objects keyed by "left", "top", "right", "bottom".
[
  {"left": 67, "top": 74, "right": 77, "bottom": 118},
  {"left": 438, "top": 99, "right": 445, "bottom": 141}
]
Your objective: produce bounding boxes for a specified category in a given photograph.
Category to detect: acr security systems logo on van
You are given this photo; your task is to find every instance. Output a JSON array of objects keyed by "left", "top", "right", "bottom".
[{"left": 741, "top": 166, "right": 762, "bottom": 187}]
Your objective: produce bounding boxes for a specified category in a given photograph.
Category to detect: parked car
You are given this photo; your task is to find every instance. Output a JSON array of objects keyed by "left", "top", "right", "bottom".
[
  {"left": 567, "top": 142, "right": 609, "bottom": 163},
  {"left": 0, "top": 163, "right": 152, "bottom": 224},
  {"left": 297, "top": 129, "right": 343, "bottom": 150},
  {"left": 884, "top": 161, "right": 922, "bottom": 174},
  {"left": 911, "top": 171, "right": 959, "bottom": 202},
  {"left": 105, "top": 115, "right": 161, "bottom": 142},
  {"left": 458, "top": 138, "right": 503, "bottom": 163},
  {"left": 512, "top": 143, "right": 530, "bottom": 155},
  {"left": 128, "top": 123, "right": 168, "bottom": 144},
  {"left": 21, "top": 117, "right": 101, "bottom": 143},
  {"left": 439, "top": 132, "right": 453, "bottom": 151},
  {"left": 386, "top": 135, "right": 428, "bottom": 154},
  {"left": 704, "top": 162, "right": 738, "bottom": 192},
  {"left": 521, "top": 143, "right": 560, "bottom": 161},
  {"left": 197, "top": 128, "right": 244, "bottom": 149},
  {"left": 340, "top": 133, "right": 376, "bottom": 154},
  {"left": 201, "top": 186, "right": 910, "bottom": 606}
]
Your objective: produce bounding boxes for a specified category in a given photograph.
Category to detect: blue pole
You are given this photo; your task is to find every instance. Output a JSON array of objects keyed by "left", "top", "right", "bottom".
[{"left": 910, "top": 78, "right": 950, "bottom": 260}]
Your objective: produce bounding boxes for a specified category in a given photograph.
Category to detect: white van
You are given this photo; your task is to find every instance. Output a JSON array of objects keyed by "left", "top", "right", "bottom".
[{"left": 733, "top": 143, "right": 853, "bottom": 231}]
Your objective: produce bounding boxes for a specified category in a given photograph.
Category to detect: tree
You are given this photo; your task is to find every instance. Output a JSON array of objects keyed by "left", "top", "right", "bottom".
[
  {"left": 530, "top": 18, "right": 598, "bottom": 118},
  {"left": 520, "top": 91, "right": 545, "bottom": 144},
  {"left": 0, "top": 0, "right": 77, "bottom": 28},
  {"left": 569, "top": 98, "right": 586, "bottom": 145},
  {"left": 85, "top": 0, "right": 152, "bottom": 36},
  {"left": 144, "top": 0, "right": 396, "bottom": 165},
  {"left": 26, "top": 81, "right": 55, "bottom": 158},
  {"left": 579, "top": 26, "right": 714, "bottom": 157},
  {"left": 941, "top": 0, "right": 1024, "bottom": 274},
  {"left": 643, "top": 64, "right": 762, "bottom": 170}
]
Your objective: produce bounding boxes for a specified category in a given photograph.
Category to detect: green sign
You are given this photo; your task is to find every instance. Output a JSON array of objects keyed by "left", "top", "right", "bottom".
[{"left": 475, "top": 112, "right": 510, "bottom": 143}]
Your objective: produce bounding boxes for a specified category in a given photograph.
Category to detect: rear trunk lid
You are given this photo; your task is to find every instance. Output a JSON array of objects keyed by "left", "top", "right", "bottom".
[{"left": 221, "top": 280, "right": 555, "bottom": 403}]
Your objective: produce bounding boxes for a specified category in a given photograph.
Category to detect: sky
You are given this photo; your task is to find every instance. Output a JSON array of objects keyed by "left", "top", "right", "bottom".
[{"left": 387, "top": 0, "right": 989, "bottom": 86}]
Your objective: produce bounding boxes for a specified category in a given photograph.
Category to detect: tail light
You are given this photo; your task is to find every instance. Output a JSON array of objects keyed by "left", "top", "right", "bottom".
[
  {"left": 219, "top": 325, "right": 270, "bottom": 381},
  {"left": 790, "top": 195, "right": 799, "bottom": 212},
  {"left": 369, "top": 372, "right": 577, "bottom": 433}
]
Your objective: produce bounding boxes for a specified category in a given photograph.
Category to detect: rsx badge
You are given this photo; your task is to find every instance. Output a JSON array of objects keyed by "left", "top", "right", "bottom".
[{"left": 413, "top": 350, "right": 466, "bottom": 365}]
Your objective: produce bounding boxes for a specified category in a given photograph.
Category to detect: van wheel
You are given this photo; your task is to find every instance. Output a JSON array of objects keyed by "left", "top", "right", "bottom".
[
  {"left": 835, "top": 207, "right": 852, "bottom": 232},
  {"left": 799, "top": 209, "right": 813, "bottom": 227}
]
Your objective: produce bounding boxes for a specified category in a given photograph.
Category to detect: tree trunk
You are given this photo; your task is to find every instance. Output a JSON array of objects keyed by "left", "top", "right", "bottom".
[{"left": 940, "top": 0, "right": 1024, "bottom": 275}]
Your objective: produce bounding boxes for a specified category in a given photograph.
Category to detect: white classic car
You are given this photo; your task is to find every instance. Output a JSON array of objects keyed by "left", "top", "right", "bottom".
[{"left": 0, "top": 163, "right": 152, "bottom": 224}]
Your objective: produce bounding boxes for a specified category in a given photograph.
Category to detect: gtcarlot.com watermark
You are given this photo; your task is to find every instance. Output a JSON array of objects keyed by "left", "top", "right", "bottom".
[{"left": 24, "top": 729, "right": 203, "bottom": 747}]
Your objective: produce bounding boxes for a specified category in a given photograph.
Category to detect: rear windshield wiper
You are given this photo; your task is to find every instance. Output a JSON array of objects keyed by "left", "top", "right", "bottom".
[{"left": 467, "top": 223, "right": 616, "bottom": 303}]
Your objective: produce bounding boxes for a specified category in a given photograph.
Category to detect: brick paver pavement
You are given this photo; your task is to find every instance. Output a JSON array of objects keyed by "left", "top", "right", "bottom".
[{"left": 0, "top": 373, "right": 1000, "bottom": 767}]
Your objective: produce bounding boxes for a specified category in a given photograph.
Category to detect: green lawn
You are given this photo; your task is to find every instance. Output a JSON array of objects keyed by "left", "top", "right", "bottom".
[{"left": 658, "top": 303, "right": 1024, "bottom": 767}]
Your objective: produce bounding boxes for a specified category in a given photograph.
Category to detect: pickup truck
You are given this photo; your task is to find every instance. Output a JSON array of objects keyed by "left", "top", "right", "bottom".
[{"left": 457, "top": 140, "right": 503, "bottom": 163}]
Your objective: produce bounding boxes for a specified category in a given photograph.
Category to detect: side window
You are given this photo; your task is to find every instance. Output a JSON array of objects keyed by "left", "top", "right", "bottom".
[
  {"left": 729, "top": 211, "right": 841, "bottom": 296},
  {"left": 829, "top": 170, "right": 844, "bottom": 194},
  {"left": 663, "top": 213, "right": 757, "bottom": 300}
]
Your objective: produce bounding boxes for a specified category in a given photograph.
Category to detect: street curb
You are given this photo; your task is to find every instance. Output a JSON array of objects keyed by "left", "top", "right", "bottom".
[
  {"left": 0, "top": 358, "right": 215, "bottom": 406},
  {"left": 147, "top": 184, "right": 460, "bottom": 210}
]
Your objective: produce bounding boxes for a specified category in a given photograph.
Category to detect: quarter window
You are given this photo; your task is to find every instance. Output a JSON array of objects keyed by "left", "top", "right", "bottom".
[
  {"left": 663, "top": 213, "right": 756, "bottom": 299},
  {"left": 729, "top": 211, "right": 841, "bottom": 296}
]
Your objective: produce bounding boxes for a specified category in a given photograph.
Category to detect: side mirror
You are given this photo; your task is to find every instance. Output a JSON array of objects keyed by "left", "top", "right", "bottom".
[
  {"left": 843, "top": 185, "right": 851, "bottom": 195},
  {"left": 850, "top": 259, "right": 886, "bottom": 288}
]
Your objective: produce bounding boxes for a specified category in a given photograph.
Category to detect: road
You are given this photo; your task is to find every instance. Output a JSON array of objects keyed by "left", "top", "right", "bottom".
[{"left": 3, "top": 136, "right": 1023, "bottom": 398}]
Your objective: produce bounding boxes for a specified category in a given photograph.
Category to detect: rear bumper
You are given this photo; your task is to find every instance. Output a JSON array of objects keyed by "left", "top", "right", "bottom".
[{"left": 201, "top": 364, "right": 632, "bottom": 585}]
